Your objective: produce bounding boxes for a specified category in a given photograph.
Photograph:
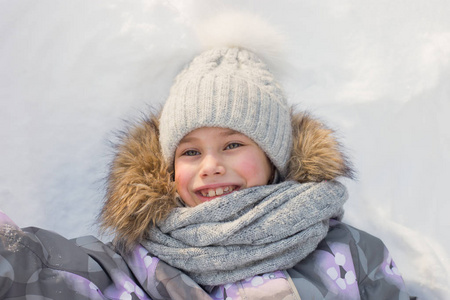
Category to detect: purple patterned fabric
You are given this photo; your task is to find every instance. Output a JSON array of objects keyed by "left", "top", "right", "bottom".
[{"left": 209, "top": 271, "right": 296, "bottom": 300}]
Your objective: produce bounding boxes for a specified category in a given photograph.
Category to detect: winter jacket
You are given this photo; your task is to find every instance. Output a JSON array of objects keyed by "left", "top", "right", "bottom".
[
  {"left": 0, "top": 112, "right": 415, "bottom": 299},
  {"left": 0, "top": 212, "right": 412, "bottom": 299}
]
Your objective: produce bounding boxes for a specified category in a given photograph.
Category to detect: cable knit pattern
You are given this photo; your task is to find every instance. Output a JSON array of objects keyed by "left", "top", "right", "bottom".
[{"left": 159, "top": 47, "right": 292, "bottom": 177}]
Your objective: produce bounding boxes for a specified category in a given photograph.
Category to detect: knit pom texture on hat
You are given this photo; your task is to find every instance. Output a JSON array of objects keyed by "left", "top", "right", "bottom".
[{"left": 159, "top": 47, "right": 292, "bottom": 177}]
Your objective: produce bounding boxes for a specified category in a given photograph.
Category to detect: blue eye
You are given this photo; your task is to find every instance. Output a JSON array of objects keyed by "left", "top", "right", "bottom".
[
  {"left": 183, "top": 150, "right": 200, "bottom": 156},
  {"left": 225, "top": 143, "right": 242, "bottom": 150}
]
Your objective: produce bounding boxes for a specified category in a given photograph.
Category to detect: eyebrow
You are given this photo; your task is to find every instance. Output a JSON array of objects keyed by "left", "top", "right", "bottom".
[
  {"left": 178, "top": 136, "right": 196, "bottom": 144},
  {"left": 219, "top": 128, "right": 241, "bottom": 137},
  {"left": 178, "top": 128, "right": 241, "bottom": 144}
]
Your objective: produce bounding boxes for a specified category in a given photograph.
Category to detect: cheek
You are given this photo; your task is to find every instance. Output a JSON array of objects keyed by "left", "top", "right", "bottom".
[
  {"left": 174, "top": 168, "right": 196, "bottom": 207},
  {"left": 174, "top": 163, "right": 191, "bottom": 194},
  {"left": 174, "top": 173, "right": 185, "bottom": 191},
  {"left": 238, "top": 160, "right": 260, "bottom": 176},
  {"left": 236, "top": 152, "right": 272, "bottom": 185}
]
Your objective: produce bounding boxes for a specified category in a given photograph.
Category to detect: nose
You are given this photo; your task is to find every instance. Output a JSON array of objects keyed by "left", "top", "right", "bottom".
[{"left": 200, "top": 154, "right": 225, "bottom": 178}]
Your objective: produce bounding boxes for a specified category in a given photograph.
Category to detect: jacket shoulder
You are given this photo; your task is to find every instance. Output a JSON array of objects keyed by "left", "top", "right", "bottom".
[{"left": 287, "top": 220, "right": 412, "bottom": 299}]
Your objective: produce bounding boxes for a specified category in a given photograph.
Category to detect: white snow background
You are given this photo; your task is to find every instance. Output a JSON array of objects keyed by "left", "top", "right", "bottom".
[{"left": 1, "top": 0, "right": 449, "bottom": 298}]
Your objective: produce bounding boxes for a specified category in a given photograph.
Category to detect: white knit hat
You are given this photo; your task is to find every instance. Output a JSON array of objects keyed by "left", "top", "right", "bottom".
[{"left": 159, "top": 46, "right": 292, "bottom": 178}]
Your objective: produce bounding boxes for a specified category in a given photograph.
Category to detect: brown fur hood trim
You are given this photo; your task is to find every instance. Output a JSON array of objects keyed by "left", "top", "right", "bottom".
[{"left": 99, "top": 110, "right": 354, "bottom": 251}]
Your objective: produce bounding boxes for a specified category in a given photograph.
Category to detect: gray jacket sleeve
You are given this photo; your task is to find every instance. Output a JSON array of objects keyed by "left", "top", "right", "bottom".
[
  {"left": 353, "top": 224, "right": 417, "bottom": 300},
  {"left": 0, "top": 211, "right": 147, "bottom": 299}
]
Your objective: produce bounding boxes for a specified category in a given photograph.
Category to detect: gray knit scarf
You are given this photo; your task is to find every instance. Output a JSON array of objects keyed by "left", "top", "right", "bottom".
[{"left": 142, "top": 180, "right": 347, "bottom": 286}]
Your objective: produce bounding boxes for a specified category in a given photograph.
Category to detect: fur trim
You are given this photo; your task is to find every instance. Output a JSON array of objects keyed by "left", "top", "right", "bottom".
[
  {"left": 287, "top": 112, "right": 354, "bottom": 182},
  {"left": 99, "top": 114, "right": 178, "bottom": 252},
  {"left": 99, "top": 110, "right": 354, "bottom": 251}
]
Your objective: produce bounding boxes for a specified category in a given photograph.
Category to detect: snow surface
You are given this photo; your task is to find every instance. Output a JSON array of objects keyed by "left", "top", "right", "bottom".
[{"left": 1, "top": 0, "right": 449, "bottom": 298}]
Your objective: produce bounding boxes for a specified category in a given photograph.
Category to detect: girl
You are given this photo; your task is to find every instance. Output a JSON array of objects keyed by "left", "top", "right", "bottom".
[
  {"left": 100, "top": 46, "right": 414, "bottom": 299},
  {"left": 0, "top": 29, "right": 414, "bottom": 300}
]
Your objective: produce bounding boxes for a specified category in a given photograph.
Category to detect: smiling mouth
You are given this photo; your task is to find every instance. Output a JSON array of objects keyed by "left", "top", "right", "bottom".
[{"left": 198, "top": 186, "right": 238, "bottom": 198}]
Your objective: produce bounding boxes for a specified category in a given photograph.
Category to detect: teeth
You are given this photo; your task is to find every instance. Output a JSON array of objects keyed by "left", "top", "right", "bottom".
[
  {"left": 200, "top": 186, "right": 234, "bottom": 197},
  {"left": 216, "top": 187, "right": 223, "bottom": 195}
]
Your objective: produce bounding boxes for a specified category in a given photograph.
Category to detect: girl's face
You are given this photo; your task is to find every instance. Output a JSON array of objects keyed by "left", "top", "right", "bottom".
[{"left": 174, "top": 127, "right": 273, "bottom": 207}]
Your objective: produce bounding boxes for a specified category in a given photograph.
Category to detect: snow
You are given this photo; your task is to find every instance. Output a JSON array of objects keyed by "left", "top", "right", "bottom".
[{"left": 1, "top": 0, "right": 449, "bottom": 298}]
